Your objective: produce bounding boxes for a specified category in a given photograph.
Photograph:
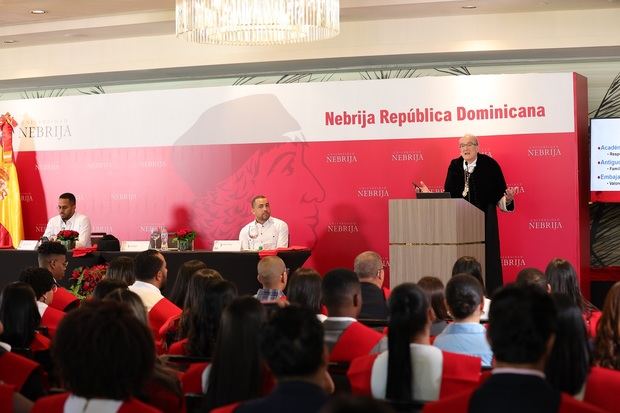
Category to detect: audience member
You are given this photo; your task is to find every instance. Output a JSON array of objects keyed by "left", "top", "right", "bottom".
[
  {"left": 593, "top": 281, "right": 620, "bottom": 370},
  {"left": 170, "top": 278, "right": 237, "bottom": 357},
  {"left": 37, "top": 241, "right": 79, "bottom": 312},
  {"left": 546, "top": 258, "right": 601, "bottom": 336},
  {"left": 167, "top": 259, "right": 208, "bottom": 308},
  {"left": 546, "top": 294, "right": 591, "bottom": 397},
  {"left": 105, "top": 256, "right": 136, "bottom": 286},
  {"left": 515, "top": 267, "right": 550, "bottom": 292},
  {"left": 417, "top": 277, "right": 450, "bottom": 336},
  {"left": 322, "top": 269, "right": 384, "bottom": 362},
  {"left": 0, "top": 282, "right": 49, "bottom": 351},
  {"left": 433, "top": 274, "right": 493, "bottom": 366},
  {"left": 287, "top": 268, "right": 325, "bottom": 321},
  {"left": 255, "top": 256, "right": 287, "bottom": 302},
  {"left": 104, "top": 290, "right": 184, "bottom": 413},
  {"left": 423, "top": 284, "right": 604, "bottom": 413},
  {"left": 129, "top": 250, "right": 181, "bottom": 340},
  {"left": 91, "top": 278, "right": 128, "bottom": 301},
  {"left": 452, "top": 256, "right": 490, "bottom": 321},
  {"left": 354, "top": 251, "right": 389, "bottom": 320},
  {"left": 18, "top": 268, "right": 66, "bottom": 339},
  {"left": 347, "top": 283, "right": 481, "bottom": 401},
  {"left": 0, "top": 320, "right": 46, "bottom": 402},
  {"left": 234, "top": 306, "right": 331, "bottom": 413},
  {"left": 174, "top": 268, "right": 225, "bottom": 341},
  {"left": 31, "top": 301, "right": 159, "bottom": 412},
  {"left": 204, "top": 297, "right": 269, "bottom": 410}
]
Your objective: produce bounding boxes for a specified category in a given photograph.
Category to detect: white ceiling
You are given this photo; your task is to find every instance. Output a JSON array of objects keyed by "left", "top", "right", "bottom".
[{"left": 1, "top": 0, "right": 620, "bottom": 47}]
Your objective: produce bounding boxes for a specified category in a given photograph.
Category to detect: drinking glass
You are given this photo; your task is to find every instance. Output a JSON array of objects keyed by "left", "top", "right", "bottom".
[
  {"left": 248, "top": 225, "right": 259, "bottom": 250},
  {"left": 150, "top": 228, "right": 161, "bottom": 250}
]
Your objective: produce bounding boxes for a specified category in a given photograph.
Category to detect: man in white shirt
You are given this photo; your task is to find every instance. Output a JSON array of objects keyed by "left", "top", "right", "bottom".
[
  {"left": 239, "top": 195, "right": 289, "bottom": 251},
  {"left": 129, "top": 249, "right": 181, "bottom": 340},
  {"left": 43, "top": 192, "right": 92, "bottom": 247}
]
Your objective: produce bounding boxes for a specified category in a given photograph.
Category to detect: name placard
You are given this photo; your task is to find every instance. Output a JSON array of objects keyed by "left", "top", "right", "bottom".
[
  {"left": 121, "top": 241, "right": 151, "bottom": 252},
  {"left": 213, "top": 240, "right": 242, "bottom": 252}
]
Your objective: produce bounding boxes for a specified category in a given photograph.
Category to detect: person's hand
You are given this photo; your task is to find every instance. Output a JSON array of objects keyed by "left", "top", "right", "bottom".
[
  {"left": 505, "top": 187, "right": 516, "bottom": 204},
  {"left": 418, "top": 181, "right": 430, "bottom": 193}
]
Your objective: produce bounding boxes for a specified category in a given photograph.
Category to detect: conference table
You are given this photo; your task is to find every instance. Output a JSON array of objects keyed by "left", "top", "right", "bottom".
[{"left": 0, "top": 248, "right": 311, "bottom": 296}]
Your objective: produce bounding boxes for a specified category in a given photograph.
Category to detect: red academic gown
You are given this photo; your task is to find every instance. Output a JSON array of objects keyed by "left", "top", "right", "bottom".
[
  {"left": 31, "top": 393, "right": 162, "bottom": 413},
  {"left": 48, "top": 288, "right": 79, "bottom": 312},
  {"left": 347, "top": 351, "right": 481, "bottom": 398},
  {"left": 0, "top": 383, "right": 13, "bottom": 413},
  {"left": 329, "top": 321, "right": 384, "bottom": 362},
  {"left": 40, "top": 305, "right": 66, "bottom": 339},
  {"left": 181, "top": 362, "right": 210, "bottom": 394},
  {"left": 583, "top": 366, "right": 620, "bottom": 413},
  {"left": 0, "top": 350, "right": 41, "bottom": 392},
  {"left": 168, "top": 338, "right": 189, "bottom": 356},
  {"left": 149, "top": 298, "right": 182, "bottom": 350}
]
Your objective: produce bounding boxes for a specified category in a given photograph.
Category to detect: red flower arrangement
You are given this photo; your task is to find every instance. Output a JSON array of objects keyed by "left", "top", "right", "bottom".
[
  {"left": 57, "top": 230, "right": 80, "bottom": 241},
  {"left": 174, "top": 228, "right": 197, "bottom": 242},
  {"left": 70, "top": 264, "right": 107, "bottom": 300}
]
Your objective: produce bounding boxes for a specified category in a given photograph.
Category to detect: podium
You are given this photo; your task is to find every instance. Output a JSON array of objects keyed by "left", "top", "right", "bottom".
[{"left": 389, "top": 199, "right": 485, "bottom": 287}]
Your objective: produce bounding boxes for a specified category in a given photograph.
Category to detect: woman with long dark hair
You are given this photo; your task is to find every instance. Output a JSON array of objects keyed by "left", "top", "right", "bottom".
[
  {"left": 0, "top": 282, "right": 46, "bottom": 350},
  {"left": 545, "top": 293, "right": 591, "bottom": 397},
  {"left": 167, "top": 259, "right": 208, "bottom": 309},
  {"left": 204, "top": 296, "right": 269, "bottom": 410},
  {"left": 348, "top": 283, "right": 481, "bottom": 401},
  {"left": 287, "top": 268, "right": 324, "bottom": 320},
  {"left": 545, "top": 258, "right": 600, "bottom": 336},
  {"left": 593, "top": 281, "right": 620, "bottom": 370},
  {"left": 417, "top": 277, "right": 450, "bottom": 336},
  {"left": 170, "top": 278, "right": 237, "bottom": 357}
]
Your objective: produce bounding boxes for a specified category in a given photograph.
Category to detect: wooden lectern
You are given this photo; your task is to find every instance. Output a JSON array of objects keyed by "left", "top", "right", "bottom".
[{"left": 389, "top": 198, "right": 485, "bottom": 287}]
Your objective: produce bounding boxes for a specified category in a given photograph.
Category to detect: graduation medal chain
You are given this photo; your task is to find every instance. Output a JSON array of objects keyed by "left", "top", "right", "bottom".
[{"left": 463, "top": 169, "right": 470, "bottom": 198}]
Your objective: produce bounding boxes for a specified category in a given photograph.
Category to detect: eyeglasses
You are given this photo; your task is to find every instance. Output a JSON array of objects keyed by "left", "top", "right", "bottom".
[
  {"left": 51, "top": 283, "right": 58, "bottom": 292},
  {"left": 459, "top": 142, "right": 478, "bottom": 149},
  {"left": 53, "top": 259, "right": 69, "bottom": 268}
]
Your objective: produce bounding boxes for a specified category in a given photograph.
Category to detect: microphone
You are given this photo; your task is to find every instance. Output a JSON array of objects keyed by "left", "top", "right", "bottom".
[{"left": 36, "top": 236, "right": 49, "bottom": 248}]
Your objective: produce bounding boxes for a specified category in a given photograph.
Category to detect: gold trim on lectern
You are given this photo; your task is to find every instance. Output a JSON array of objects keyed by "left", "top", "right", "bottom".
[{"left": 389, "top": 241, "right": 485, "bottom": 246}]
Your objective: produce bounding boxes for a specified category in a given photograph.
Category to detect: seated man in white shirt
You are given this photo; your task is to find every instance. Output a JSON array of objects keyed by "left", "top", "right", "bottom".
[
  {"left": 239, "top": 195, "right": 289, "bottom": 251},
  {"left": 128, "top": 249, "right": 181, "bottom": 340},
  {"left": 42, "top": 193, "right": 92, "bottom": 247}
]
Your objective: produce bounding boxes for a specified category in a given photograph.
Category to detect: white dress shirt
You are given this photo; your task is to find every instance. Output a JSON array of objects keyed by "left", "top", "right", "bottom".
[
  {"left": 64, "top": 394, "right": 123, "bottom": 413},
  {"left": 128, "top": 280, "right": 163, "bottom": 312},
  {"left": 36, "top": 301, "right": 49, "bottom": 318},
  {"left": 238, "top": 216, "right": 289, "bottom": 250},
  {"left": 43, "top": 212, "right": 92, "bottom": 247},
  {"left": 371, "top": 343, "right": 444, "bottom": 401}
]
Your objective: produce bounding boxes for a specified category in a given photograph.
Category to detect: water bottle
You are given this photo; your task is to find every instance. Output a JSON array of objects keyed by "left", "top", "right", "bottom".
[{"left": 160, "top": 226, "right": 168, "bottom": 251}]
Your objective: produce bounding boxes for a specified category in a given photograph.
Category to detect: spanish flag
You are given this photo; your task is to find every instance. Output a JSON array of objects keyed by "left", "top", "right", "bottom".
[{"left": 0, "top": 113, "right": 24, "bottom": 248}]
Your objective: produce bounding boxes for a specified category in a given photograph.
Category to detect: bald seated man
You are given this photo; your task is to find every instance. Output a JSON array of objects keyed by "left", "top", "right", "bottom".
[{"left": 255, "top": 256, "right": 288, "bottom": 302}]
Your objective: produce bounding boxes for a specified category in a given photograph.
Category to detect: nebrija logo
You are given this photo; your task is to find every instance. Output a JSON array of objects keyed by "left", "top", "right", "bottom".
[
  {"left": 527, "top": 145, "right": 562, "bottom": 157},
  {"left": 94, "top": 225, "right": 113, "bottom": 233},
  {"left": 506, "top": 184, "right": 525, "bottom": 195},
  {"left": 528, "top": 218, "right": 563, "bottom": 230},
  {"left": 19, "top": 119, "right": 71, "bottom": 140},
  {"left": 391, "top": 151, "right": 423, "bottom": 162},
  {"left": 326, "top": 222, "right": 359, "bottom": 233},
  {"left": 20, "top": 193, "right": 34, "bottom": 203},
  {"left": 501, "top": 256, "right": 526, "bottom": 266},
  {"left": 357, "top": 186, "right": 390, "bottom": 198},
  {"left": 326, "top": 152, "right": 358, "bottom": 163},
  {"left": 111, "top": 193, "right": 137, "bottom": 201}
]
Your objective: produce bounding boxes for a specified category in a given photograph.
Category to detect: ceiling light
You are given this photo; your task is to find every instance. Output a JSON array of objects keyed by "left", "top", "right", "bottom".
[
  {"left": 175, "top": 0, "right": 340, "bottom": 46},
  {"left": 462, "top": 5, "right": 477, "bottom": 9},
  {"left": 30, "top": 9, "right": 47, "bottom": 15},
  {"left": 3, "top": 40, "right": 18, "bottom": 44}
]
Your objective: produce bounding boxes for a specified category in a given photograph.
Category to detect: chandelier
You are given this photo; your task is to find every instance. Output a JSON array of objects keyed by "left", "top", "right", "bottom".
[{"left": 175, "top": 0, "right": 340, "bottom": 46}]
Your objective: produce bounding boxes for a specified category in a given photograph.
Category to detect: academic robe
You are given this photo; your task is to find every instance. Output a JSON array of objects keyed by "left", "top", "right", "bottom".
[{"left": 444, "top": 154, "right": 514, "bottom": 295}]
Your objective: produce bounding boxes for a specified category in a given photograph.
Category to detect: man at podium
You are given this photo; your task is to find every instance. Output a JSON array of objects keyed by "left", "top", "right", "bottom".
[{"left": 421, "top": 134, "right": 515, "bottom": 295}]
